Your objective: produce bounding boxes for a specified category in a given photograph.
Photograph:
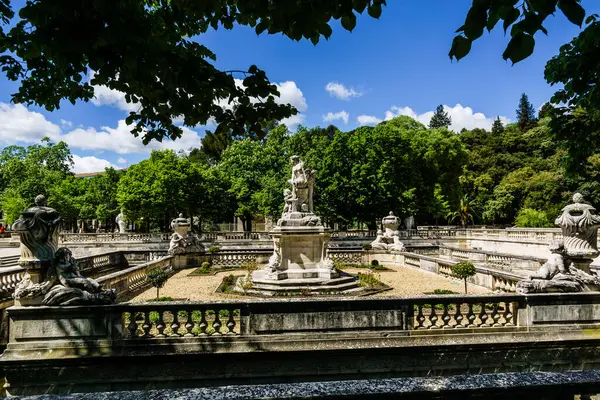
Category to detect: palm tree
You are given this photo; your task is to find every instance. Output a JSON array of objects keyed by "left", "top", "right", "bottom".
[{"left": 447, "top": 195, "right": 478, "bottom": 228}]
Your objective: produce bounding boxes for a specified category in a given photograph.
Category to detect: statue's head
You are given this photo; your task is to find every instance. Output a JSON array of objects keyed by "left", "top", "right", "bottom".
[
  {"left": 178, "top": 213, "right": 184, "bottom": 218},
  {"left": 549, "top": 240, "right": 565, "bottom": 254},
  {"left": 283, "top": 188, "right": 291, "bottom": 196},
  {"left": 573, "top": 193, "right": 584, "bottom": 203},
  {"left": 389, "top": 211, "right": 395, "bottom": 216},
  {"left": 300, "top": 203, "right": 308, "bottom": 212},
  {"left": 55, "top": 247, "right": 73, "bottom": 263},
  {"left": 290, "top": 155, "right": 300, "bottom": 165},
  {"left": 34, "top": 195, "right": 47, "bottom": 206}
]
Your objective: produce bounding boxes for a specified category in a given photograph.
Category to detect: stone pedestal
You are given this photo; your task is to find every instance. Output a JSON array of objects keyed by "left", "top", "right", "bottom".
[{"left": 252, "top": 226, "right": 338, "bottom": 282}]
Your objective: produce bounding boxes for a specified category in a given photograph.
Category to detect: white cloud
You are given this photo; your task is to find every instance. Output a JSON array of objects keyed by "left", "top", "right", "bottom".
[
  {"left": 71, "top": 155, "right": 118, "bottom": 173},
  {"left": 323, "top": 111, "right": 349, "bottom": 125},
  {"left": 0, "top": 102, "right": 202, "bottom": 155},
  {"left": 60, "top": 119, "right": 73, "bottom": 128},
  {"left": 356, "top": 115, "right": 382, "bottom": 126},
  {"left": 325, "top": 82, "right": 362, "bottom": 101},
  {"left": 90, "top": 82, "right": 140, "bottom": 113},
  {"left": 359, "top": 104, "right": 510, "bottom": 131},
  {"left": 275, "top": 81, "right": 307, "bottom": 112},
  {"left": 0, "top": 103, "right": 61, "bottom": 143},
  {"left": 60, "top": 120, "right": 201, "bottom": 154},
  {"left": 117, "top": 157, "right": 128, "bottom": 164}
]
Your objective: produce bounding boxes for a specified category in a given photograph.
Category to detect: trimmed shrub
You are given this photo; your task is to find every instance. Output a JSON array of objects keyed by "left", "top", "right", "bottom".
[
  {"left": 207, "top": 245, "right": 220, "bottom": 253},
  {"left": 146, "top": 268, "right": 170, "bottom": 299},
  {"left": 451, "top": 262, "right": 476, "bottom": 294}
]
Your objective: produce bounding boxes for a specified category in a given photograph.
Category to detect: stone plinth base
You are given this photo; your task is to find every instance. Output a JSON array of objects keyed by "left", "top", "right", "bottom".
[
  {"left": 243, "top": 225, "right": 360, "bottom": 295},
  {"left": 239, "top": 275, "right": 361, "bottom": 296}
]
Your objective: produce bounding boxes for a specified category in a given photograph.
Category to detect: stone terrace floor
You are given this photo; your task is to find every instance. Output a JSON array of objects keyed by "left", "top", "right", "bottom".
[{"left": 131, "top": 264, "right": 489, "bottom": 302}]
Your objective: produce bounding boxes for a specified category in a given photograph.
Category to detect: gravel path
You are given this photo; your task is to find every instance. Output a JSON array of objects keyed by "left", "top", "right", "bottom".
[{"left": 130, "top": 264, "right": 488, "bottom": 302}]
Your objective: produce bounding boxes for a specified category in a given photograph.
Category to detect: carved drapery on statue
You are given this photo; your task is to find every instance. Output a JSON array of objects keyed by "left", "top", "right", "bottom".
[
  {"left": 12, "top": 195, "right": 116, "bottom": 306},
  {"left": 115, "top": 211, "right": 127, "bottom": 234},
  {"left": 277, "top": 156, "right": 320, "bottom": 227},
  {"left": 370, "top": 212, "right": 406, "bottom": 252}
]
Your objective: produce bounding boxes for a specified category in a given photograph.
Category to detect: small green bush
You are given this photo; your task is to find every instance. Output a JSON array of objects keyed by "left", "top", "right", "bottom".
[
  {"left": 362, "top": 243, "right": 372, "bottom": 251},
  {"left": 148, "top": 296, "right": 174, "bottom": 302},
  {"left": 207, "top": 245, "right": 220, "bottom": 254},
  {"left": 433, "top": 289, "right": 457, "bottom": 295},
  {"left": 146, "top": 268, "right": 170, "bottom": 299},
  {"left": 357, "top": 271, "right": 382, "bottom": 289},
  {"left": 514, "top": 208, "right": 553, "bottom": 228},
  {"left": 201, "top": 261, "right": 211, "bottom": 269},
  {"left": 451, "top": 262, "right": 476, "bottom": 294}
]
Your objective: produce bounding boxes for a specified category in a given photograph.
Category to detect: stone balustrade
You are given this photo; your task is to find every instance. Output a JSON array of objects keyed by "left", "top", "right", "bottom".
[
  {"left": 0, "top": 266, "right": 23, "bottom": 301},
  {"left": 123, "top": 301, "right": 240, "bottom": 338},
  {"left": 98, "top": 256, "right": 173, "bottom": 299},
  {"left": 438, "top": 245, "right": 544, "bottom": 272},
  {"left": 7, "top": 292, "right": 600, "bottom": 396},
  {"left": 329, "top": 249, "right": 363, "bottom": 264}
]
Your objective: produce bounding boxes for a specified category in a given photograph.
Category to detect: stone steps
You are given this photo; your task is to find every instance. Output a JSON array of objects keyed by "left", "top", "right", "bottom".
[{"left": 242, "top": 274, "right": 362, "bottom": 295}]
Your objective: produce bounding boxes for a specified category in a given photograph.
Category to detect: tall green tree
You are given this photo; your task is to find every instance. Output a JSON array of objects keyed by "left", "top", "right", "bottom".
[
  {"left": 516, "top": 93, "right": 538, "bottom": 132},
  {"left": 429, "top": 105, "right": 452, "bottom": 129},
  {"left": 491, "top": 117, "right": 505, "bottom": 135}
]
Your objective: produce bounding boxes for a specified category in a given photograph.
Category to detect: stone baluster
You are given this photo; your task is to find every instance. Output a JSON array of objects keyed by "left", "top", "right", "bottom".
[
  {"left": 454, "top": 303, "right": 464, "bottom": 328},
  {"left": 478, "top": 302, "right": 489, "bottom": 327},
  {"left": 466, "top": 303, "right": 477, "bottom": 327},
  {"left": 441, "top": 303, "right": 451, "bottom": 328},
  {"left": 198, "top": 310, "right": 208, "bottom": 335},
  {"left": 427, "top": 305, "right": 439, "bottom": 329},
  {"left": 170, "top": 311, "right": 181, "bottom": 336},
  {"left": 212, "top": 309, "right": 222, "bottom": 334},
  {"left": 142, "top": 311, "right": 152, "bottom": 337},
  {"left": 155, "top": 311, "right": 166, "bottom": 337},
  {"left": 415, "top": 304, "right": 426, "bottom": 329},
  {"left": 127, "top": 312, "right": 139, "bottom": 338},
  {"left": 503, "top": 302, "right": 515, "bottom": 326},
  {"left": 184, "top": 309, "right": 195, "bottom": 337},
  {"left": 226, "top": 309, "right": 236, "bottom": 334}
]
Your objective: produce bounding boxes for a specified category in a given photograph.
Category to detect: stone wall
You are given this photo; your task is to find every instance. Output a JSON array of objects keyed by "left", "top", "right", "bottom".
[{"left": 4, "top": 293, "right": 600, "bottom": 395}]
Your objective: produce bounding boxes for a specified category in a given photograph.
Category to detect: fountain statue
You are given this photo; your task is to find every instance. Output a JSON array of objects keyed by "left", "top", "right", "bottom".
[
  {"left": 167, "top": 213, "right": 204, "bottom": 255},
  {"left": 245, "top": 156, "right": 358, "bottom": 295},
  {"left": 517, "top": 193, "right": 600, "bottom": 293},
  {"left": 12, "top": 195, "right": 116, "bottom": 306},
  {"left": 370, "top": 212, "right": 406, "bottom": 252}
]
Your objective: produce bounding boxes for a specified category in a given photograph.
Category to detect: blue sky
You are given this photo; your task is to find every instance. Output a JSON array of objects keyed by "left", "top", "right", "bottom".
[{"left": 0, "top": 0, "right": 597, "bottom": 172}]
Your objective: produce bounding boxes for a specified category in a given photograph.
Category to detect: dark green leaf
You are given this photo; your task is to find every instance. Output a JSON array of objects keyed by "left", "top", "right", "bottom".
[
  {"left": 558, "top": 0, "right": 586, "bottom": 26},
  {"left": 503, "top": 32, "right": 535, "bottom": 64},
  {"left": 368, "top": 3, "right": 382, "bottom": 19},
  {"left": 341, "top": 13, "right": 357, "bottom": 31},
  {"left": 449, "top": 35, "right": 472, "bottom": 61}
]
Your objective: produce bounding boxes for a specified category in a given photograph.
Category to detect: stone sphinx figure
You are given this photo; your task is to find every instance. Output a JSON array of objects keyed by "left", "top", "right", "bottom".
[
  {"left": 516, "top": 241, "right": 600, "bottom": 294},
  {"left": 370, "top": 212, "right": 406, "bottom": 252},
  {"left": 42, "top": 248, "right": 116, "bottom": 305},
  {"left": 12, "top": 194, "right": 61, "bottom": 265}
]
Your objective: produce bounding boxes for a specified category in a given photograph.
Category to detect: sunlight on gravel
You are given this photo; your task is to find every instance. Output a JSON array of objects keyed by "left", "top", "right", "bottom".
[{"left": 130, "top": 264, "right": 488, "bottom": 302}]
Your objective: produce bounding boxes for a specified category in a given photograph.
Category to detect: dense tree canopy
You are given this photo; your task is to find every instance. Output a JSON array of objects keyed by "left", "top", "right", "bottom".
[
  {"left": 0, "top": 0, "right": 596, "bottom": 147},
  {"left": 0, "top": 0, "right": 387, "bottom": 144}
]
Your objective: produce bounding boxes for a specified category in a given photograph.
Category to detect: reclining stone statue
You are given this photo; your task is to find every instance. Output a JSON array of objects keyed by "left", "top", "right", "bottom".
[
  {"left": 15, "top": 247, "right": 116, "bottom": 305},
  {"left": 516, "top": 241, "right": 600, "bottom": 294}
]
